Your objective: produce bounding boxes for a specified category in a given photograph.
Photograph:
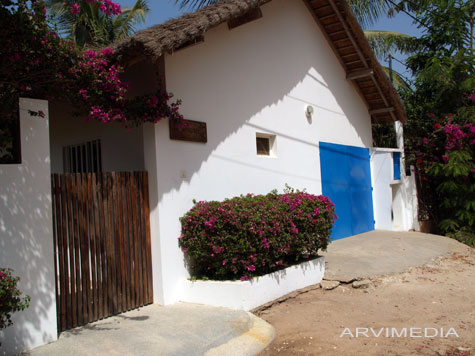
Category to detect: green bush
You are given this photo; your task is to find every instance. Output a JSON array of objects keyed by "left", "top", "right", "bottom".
[
  {"left": 415, "top": 114, "right": 474, "bottom": 239},
  {"left": 450, "top": 229, "right": 475, "bottom": 248},
  {"left": 178, "top": 188, "right": 336, "bottom": 280},
  {"left": 0, "top": 268, "right": 30, "bottom": 330}
]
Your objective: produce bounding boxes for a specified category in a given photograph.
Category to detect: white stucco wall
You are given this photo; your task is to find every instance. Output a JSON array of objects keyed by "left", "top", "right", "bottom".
[
  {"left": 371, "top": 148, "right": 419, "bottom": 232},
  {"left": 146, "top": 0, "right": 373, "bottom": 304},
  {"left": 0, "top": 99, "right": 57, "bottom": 355},
  {"left": 180, "top": 257, "right": 324, "bottom": 310}
]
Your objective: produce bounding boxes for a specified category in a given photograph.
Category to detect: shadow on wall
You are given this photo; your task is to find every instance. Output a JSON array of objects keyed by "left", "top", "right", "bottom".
[
  {"left": 46, "top": 59, "right": 160, "bottom": 175},
  {"left": 0, "top": 99, "right": 56, "bottom": 355},
  {"left": 155, "top": 0, "right": 371, "bottom": 205},
  {"left": 140, "top": 0, "right": 373, "bottom": 303},
  {"left": 48, "top": 101, "right": 146, "bottom": 174}
]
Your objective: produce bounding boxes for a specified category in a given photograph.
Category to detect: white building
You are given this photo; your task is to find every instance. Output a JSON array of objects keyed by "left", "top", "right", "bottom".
[{"left": 0, "top": 0, "right": 418, "bottom": 353}]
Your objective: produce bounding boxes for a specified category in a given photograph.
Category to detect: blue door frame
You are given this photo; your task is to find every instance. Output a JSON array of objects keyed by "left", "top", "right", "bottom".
[{"left": 319, "top": 142, "right": 375, "bottom": 240}]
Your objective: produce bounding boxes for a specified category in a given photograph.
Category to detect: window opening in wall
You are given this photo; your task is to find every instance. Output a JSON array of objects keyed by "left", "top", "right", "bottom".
[
  {"left": 256, "top": 133, "right": 276, "bottom": 157},
  {"left": 63, "top": 139, "right": 102, "bottom": 173},
  {"left": 256, "top": 137, "right": 270, "bottom": 155},
  {"left": 393, "top": 152, "right": 401, "bottom": 180}
]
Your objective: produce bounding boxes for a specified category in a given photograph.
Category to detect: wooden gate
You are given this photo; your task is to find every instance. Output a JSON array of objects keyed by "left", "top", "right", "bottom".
[{"left": 51, "top": 172, "right": 153, "bottom": 332}]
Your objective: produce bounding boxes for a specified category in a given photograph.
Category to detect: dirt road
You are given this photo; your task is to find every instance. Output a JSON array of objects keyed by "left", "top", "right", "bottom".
[{"left": 257, "top": 249, "right": 475, "bottom": 356}]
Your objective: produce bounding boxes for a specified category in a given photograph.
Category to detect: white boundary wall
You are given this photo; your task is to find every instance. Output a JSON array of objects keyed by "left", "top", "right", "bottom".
[
  {"left": 180, "top": 257, "right": 325, "bottom": 310},
  {"left": 0, "top": 98, "right": 57, "bottom": 355},
  {"left": 371, "top": 147, "right": 419, "bottom": 231}
]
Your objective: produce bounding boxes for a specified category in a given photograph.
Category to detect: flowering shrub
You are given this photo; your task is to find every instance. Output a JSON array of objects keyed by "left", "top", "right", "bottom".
[
  {"left": 0, "top": 268, "right": 30, "bottom": 331},
  {"left": 67, "top": 0, "right": 122, "bottom": 16},
  {"left": 178, "top": 187, "right": 336, "bottom": 281},
  {"left": 0, "top": 0, "right": 183, "bottom": 129},
  {"left": 414, "top": 106, "right": 474, "bottom": 241}
]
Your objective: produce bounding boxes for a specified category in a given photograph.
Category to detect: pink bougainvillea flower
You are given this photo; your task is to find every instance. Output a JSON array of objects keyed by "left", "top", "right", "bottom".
[
  {"left": 98, "top": 0, "right": 122, "bottom": 15},
  {"left": 100, "top": 48, "right": 114, "bottom": 57},
  {"left": 147, "top": 95, "right": 159, "bottom": 108},
  {"left": 433, "top": 123, "right": 441, "bottom": 130},
  {"left": 428, "top": 113, "right": 436, "bottom": 118},
  {"left": 70, "top": 3, "right": 80, "bottom": 15},
  {"left": 9, "top": 53, "right": 20, "bottom": 62},
  {"left": 79, "top": 89, "right": 88, "bottom": 101},
  {"left": 469, "top": 93, "right": 475, "bottom": 102}
]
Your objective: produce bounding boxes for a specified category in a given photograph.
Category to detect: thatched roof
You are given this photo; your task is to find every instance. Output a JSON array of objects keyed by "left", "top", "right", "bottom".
[
  {"left": 112, "top": 0, "right": 406, "bottom": 123},
  {"left": 112, "top": 0, "right": 270, "bottom": 62}
]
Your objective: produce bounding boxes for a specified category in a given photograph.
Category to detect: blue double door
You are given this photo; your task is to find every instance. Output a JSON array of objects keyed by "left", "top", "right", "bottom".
[{"left": 319, "top": 142, "right": 374, "bottom": 240}]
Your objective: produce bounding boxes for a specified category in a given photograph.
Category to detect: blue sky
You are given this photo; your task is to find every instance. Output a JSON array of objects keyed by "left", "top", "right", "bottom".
[
  {"left": 117, "top": 0, "right": 423, "bottom": 79},
  {"left": 370, "top": 13, "right": 423, "bottom": 80}
]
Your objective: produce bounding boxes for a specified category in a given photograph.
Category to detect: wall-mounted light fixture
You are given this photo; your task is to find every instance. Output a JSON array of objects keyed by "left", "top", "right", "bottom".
[{"left": 305, "top": 105, "right": 314, "bottom": 123}]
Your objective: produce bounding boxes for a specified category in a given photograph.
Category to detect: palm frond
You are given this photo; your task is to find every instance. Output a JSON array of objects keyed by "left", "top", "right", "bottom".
[
  {"left": 387, "top": 0, "right": 426, "bottom": 17},
  {"left": 347, "top": 0, "right": 389, "bottom": 28},
  {"left": 46, "top": 0, "right": 150, "bottom": 47},
  {"left": 365, "top": 30, "right": 421, "bottom": 59},
  {"left": 114, "top": 0, "right": 150, "bottom": 41},
  {"left": 381, "top": 65, "right": 411, "bottom": 90}
]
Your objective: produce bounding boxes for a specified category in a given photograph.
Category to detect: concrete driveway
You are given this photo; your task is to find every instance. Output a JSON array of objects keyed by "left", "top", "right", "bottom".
[
  {"left": 322, "top": 230, "right": 471, "bottom": 282},
  {"left": 23, "top": 303, "right": 273, "bottom": 356}
]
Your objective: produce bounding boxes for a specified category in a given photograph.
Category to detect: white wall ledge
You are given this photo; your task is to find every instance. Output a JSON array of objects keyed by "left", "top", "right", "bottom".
[
  {"left": 179, "top": 256, "right": 325, "bottom": 310},
  {"left": 372, "top": 147, "right": 404, "bottom": 153}
]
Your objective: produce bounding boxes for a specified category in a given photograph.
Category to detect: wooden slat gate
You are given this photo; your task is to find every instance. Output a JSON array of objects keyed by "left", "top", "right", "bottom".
[{"left": 51, "top": 172, "right": 153, "bottom": 332}]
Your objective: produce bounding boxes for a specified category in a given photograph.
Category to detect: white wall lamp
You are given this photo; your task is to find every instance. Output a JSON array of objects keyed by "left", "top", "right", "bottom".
[{"left": 305, "top": 105, "right": 314, "bottom": 123}]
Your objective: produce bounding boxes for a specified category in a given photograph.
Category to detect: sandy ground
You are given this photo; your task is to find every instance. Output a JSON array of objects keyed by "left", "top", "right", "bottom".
[{"left": 257, "top": 249, "right": 475, "bottom": 356}]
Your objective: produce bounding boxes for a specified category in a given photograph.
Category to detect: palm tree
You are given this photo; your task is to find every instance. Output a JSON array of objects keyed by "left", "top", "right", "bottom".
[{"left": 47, "top": 0, "right": 150, "bottom": 48}]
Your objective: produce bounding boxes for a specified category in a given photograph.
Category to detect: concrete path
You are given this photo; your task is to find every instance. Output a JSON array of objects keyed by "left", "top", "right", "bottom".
[
  {"left": 24, "top": 303, "right": 274, "bottom": 356},
  {"left": 323, "top": 230, "right": 471, "bottom": 282}
]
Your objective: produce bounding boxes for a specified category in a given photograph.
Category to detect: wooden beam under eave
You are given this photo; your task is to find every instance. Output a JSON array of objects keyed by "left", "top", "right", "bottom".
[
  {"left": 302, "top": 0, "right": 348, "bottom": 72},
  {"left": 346, "top": 68, "right": 373, "bottom": 80},
  {"left": 326, "top": 0, "right": 369, "bottom": 69},
  {"left": 369, "top": 107, "right": 395, "bottom": 115}
]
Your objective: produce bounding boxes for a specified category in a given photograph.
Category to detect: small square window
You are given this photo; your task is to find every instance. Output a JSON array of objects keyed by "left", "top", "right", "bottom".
[
  {"left": 256, "top": 133, "right": 276, "bottom": 157},
  {"left": 256, "top": 137, "right": 270, "bottom": 155}
]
